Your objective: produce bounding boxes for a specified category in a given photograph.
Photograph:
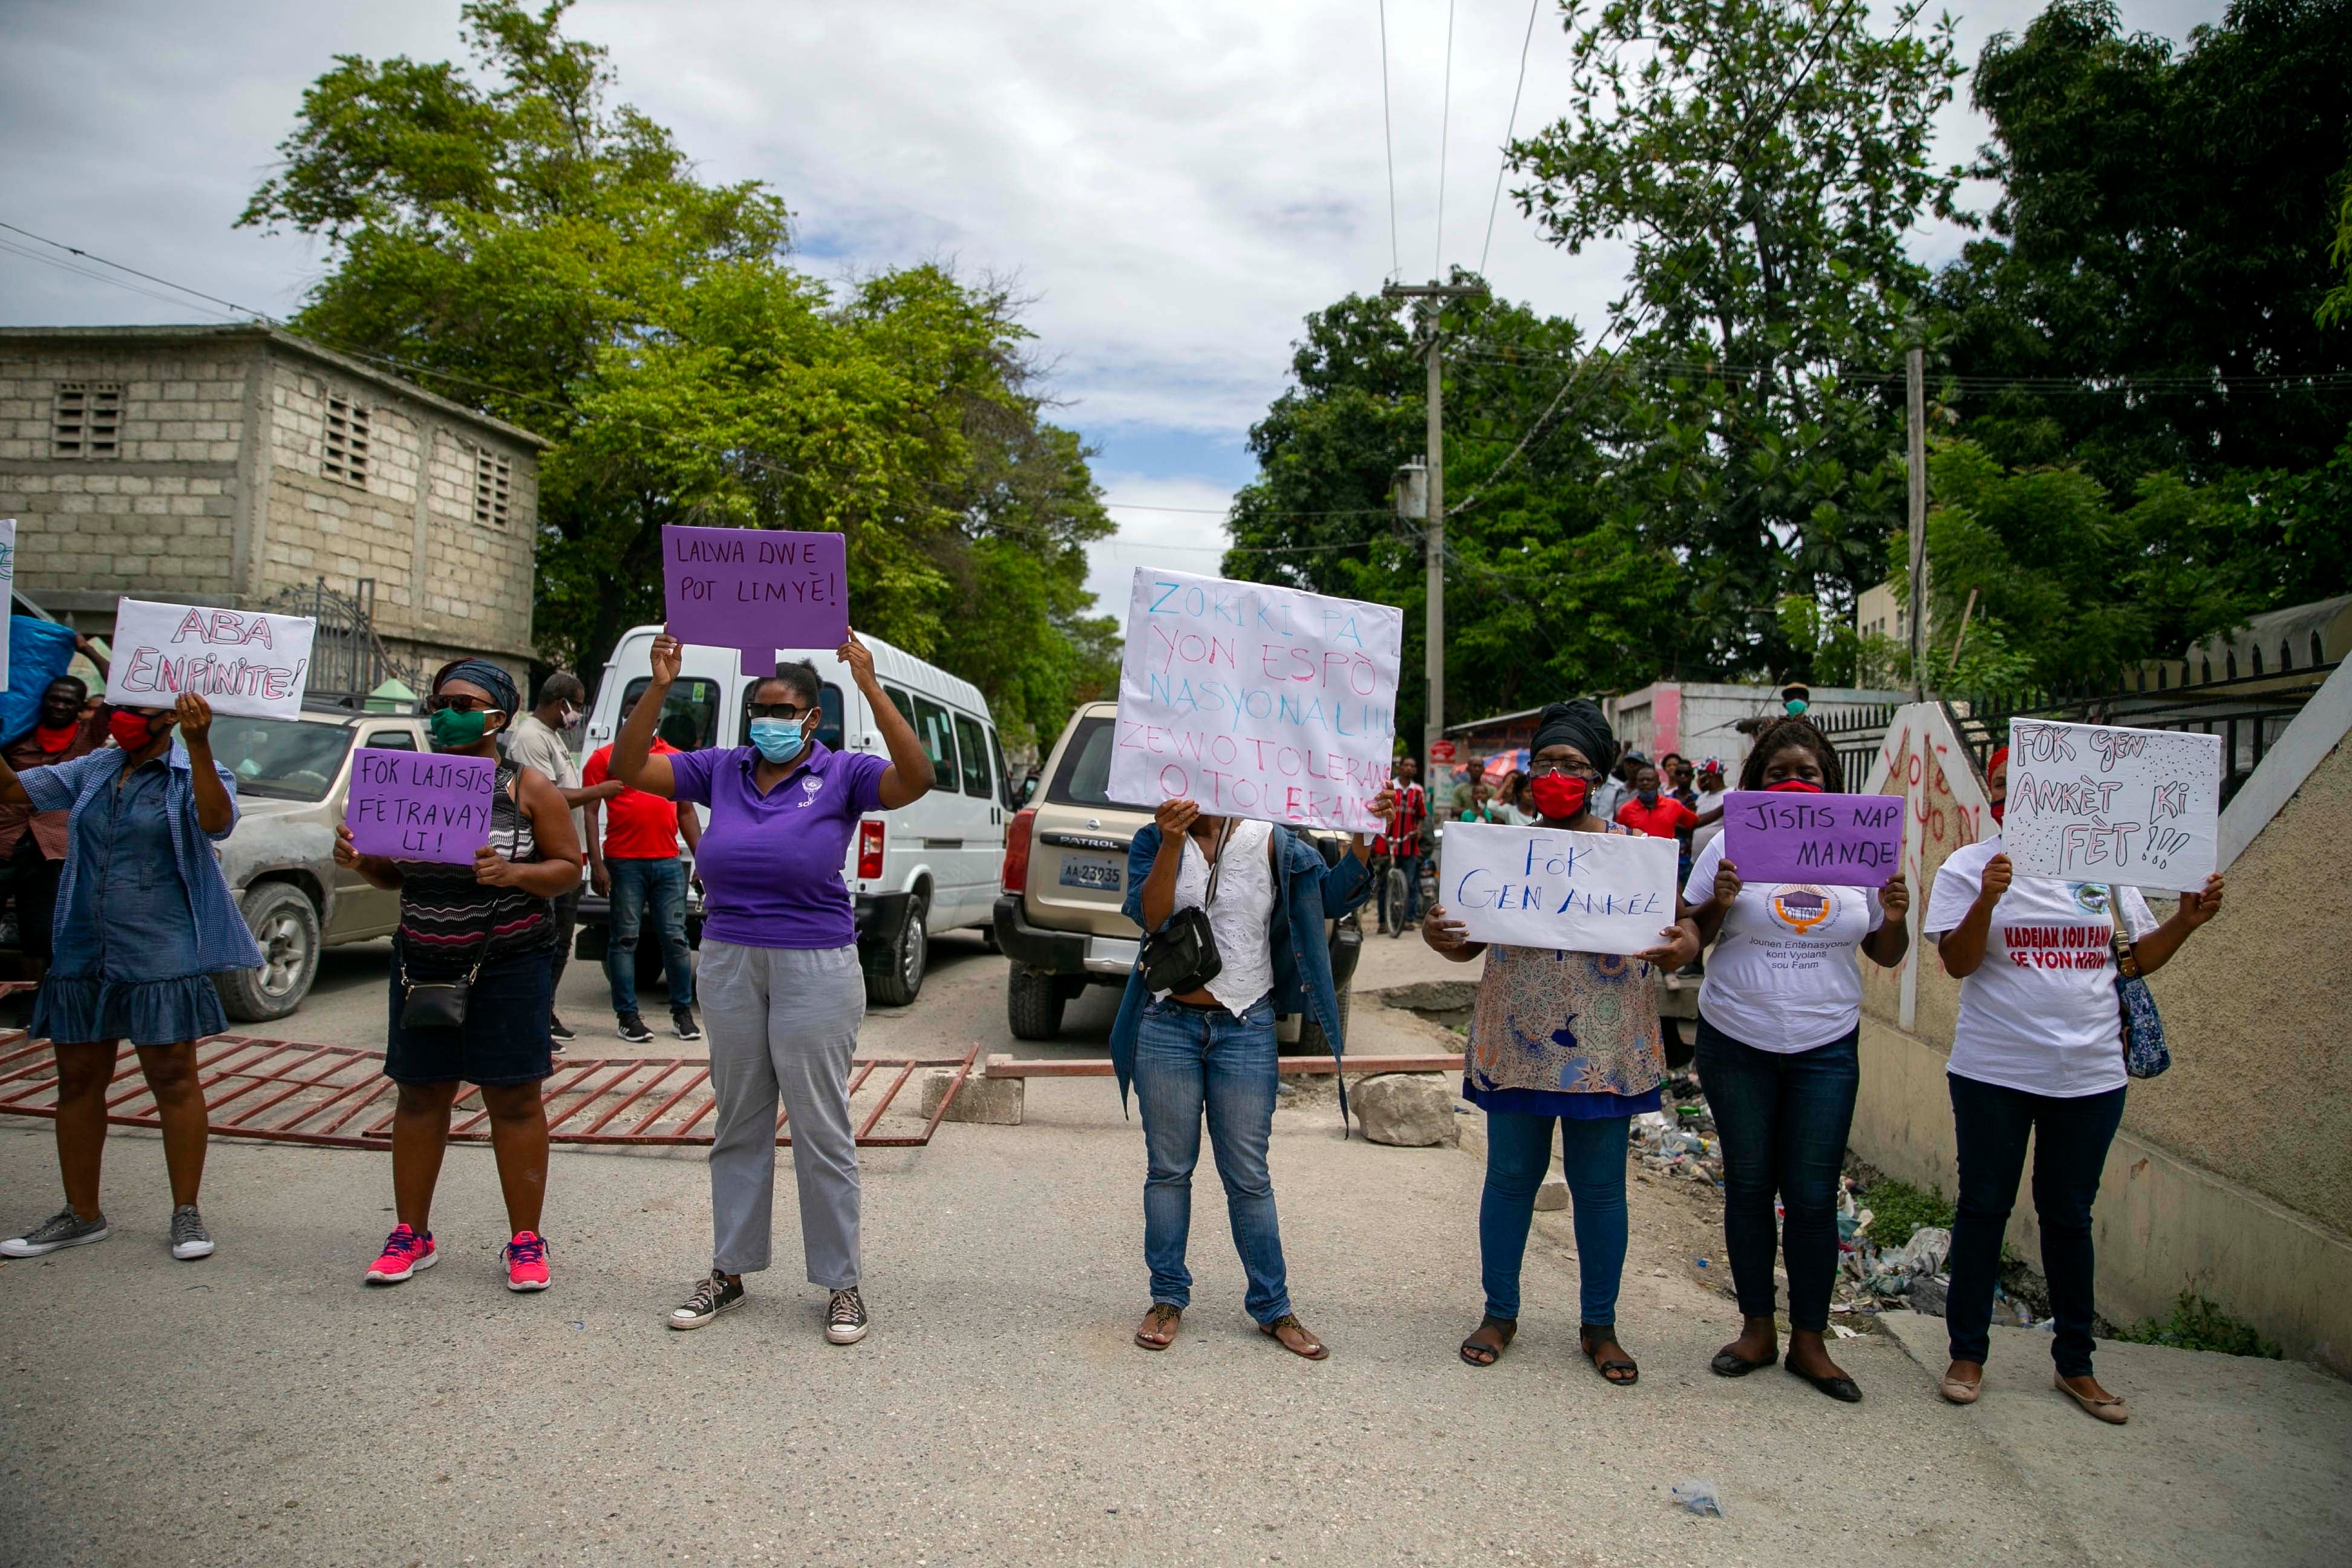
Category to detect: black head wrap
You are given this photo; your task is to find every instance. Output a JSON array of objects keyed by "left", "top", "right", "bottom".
[
  {"left": 1530, "top": 699, "right": 1615, "bottom": 775},
  {"left": 432, "top": 658, "right": 521, "bottom": 716}
]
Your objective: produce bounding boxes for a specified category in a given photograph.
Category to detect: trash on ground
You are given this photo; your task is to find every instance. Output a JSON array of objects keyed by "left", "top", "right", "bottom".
[{"left": 1668, "top": 1478, "right": 1728, "bottom": 1518}]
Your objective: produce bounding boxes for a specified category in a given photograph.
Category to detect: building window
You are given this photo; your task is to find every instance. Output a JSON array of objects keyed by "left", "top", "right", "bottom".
[
  {"left": 322, "top": 396, "right": 370, "bottom": 486},
  {"left": 472, "top": 448, "right": 512, "bottom": 528},
  {"left": 51, "top": 383, "right": 123, "bottom": 459}
]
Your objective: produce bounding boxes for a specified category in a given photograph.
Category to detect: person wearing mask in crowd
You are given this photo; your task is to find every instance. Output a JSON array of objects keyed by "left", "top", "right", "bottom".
[
  {"left": 1381, "top": 756, "right": 1428, "bottom": 935},
  {"left": 1592, "top": 750, "right": 1641, "bottom": 823},
  {"left": 338, "top": 659, "right": 582, "bottom": 1293},
  {"left": 619, "top": 630, "right": 933, "bottom": 1345},
  {"left": 1457, "top": 779, "right": 1498, "bottom": 823},
  {"left": 1615, "top": 762, "right": 1698, "bottom": 842},
  {"left": 1924, "top": 746, "right": 2223, "bottom": 1423},
  {"left": 0, "top": 692, "right": 259, "bottom": 1263},
  {"left": 1683, "top": 717, "right": 1910, "bottom": 1402},
  {"left": 504, "top": 672, "right": 622, "bottom": 1046},
  {"left": 1423, "top": 702, "right": 1697, "bottom": 1385},
  {"left": 0, "top": 638, "right": 110, "bottom": 980},
  {"left": 1117, "top": 781, "right": 1393, "bottom": 1359},
  {"left": 582, "top": 693, "right": 703, "bottom": 1044}
]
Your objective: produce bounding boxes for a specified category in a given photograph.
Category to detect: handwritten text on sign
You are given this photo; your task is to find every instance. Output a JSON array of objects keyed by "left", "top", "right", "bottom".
[
  {"left": 1107, "top": 568, "right": 1401, "bottom": 833},
  {"left": 661, "top": 525, "right": 848, "bottom": 676},
  {"left": 346, "top": 750, "right": 496, "bottom": 864},
  {"left": 1720, "top": 791, "right": 1906, "bottom": 886},
  {"left": 1443, "top": 821, "right": 1680, "bottom": 956},
  {"left": 105, "top": 598, "right": 315, "bottom": 720},
  {"left": 0, "top": 517, "right": 15, "bottom": 693},
  {"left": 2002, "top": 719, "right": 2221, "bottom": 893}
]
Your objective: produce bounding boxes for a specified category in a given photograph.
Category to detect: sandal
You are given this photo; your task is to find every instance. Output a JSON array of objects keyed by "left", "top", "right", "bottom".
[
  {"left": 1133, "top": 1302, "right": 1182, "bottom": 1351},
  {"left": 1579, "top": 1322, "right": 1639, "bottom": 1387},
  {"left": 1259, "top": 1313, "right": 1330, "bottom": 1361},
  {"left": 1459, "top": 1314, "right": 1517, "bottom": 1367}
]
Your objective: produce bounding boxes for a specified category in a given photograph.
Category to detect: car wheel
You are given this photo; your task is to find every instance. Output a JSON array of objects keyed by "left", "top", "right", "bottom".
[
  {"left": 865, "top": 893, "right": 927, "bottom": 1008},
  {"left": 1294, "top": 984, "right": 1353, "bottom": 1060},
  {"left": 1006, "top": 966, "right": 1067, "bottom": 1040},
  {"left": 216, "top": 883, "right": 321, "bottom": 1022}
]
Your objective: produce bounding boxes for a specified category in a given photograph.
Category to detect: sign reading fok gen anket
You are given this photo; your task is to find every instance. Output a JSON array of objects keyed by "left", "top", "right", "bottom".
[
  {"left": 1441, "top": 821, "right": 1681, "bottom": 956},
  {"left": 1108, "top": 567, "right": 1400, "bottom": 834}
]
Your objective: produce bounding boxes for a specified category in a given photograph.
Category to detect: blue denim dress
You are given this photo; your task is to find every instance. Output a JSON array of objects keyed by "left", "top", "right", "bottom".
[{"left": 30, "top": 754, "right": 240, "bottom": 1047}]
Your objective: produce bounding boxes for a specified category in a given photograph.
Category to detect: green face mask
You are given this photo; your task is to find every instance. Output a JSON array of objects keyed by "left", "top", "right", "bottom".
[{"left": 428, "top": 706, "right": 492, "bottom": 750}]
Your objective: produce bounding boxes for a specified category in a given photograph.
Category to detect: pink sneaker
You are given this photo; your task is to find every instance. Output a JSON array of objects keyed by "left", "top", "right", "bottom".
[
  {"left": 364, "top": 1224, "right": 436, "bottom": 1285},
  {"left": 504, "top": 1231, "right": 550, "bottom": 1292}
]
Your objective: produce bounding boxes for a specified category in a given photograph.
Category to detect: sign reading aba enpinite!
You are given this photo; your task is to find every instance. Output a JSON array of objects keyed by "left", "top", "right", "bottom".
[
  {"left": 1719, "top": 790, "right": 1906, "bottom": 886},
  {"left": 1108, "top": 567, "right": 1402, "bottom": 834},
  {"left": 105, "top": 598, "right": 315, "bottom": 720},
  {"left": 2001, "top": 717, "right": 2221, "bottom": 893},
  {"left": 345, "top": 748, "right": 497, "bottom": 864},
  {"left": 661, "top": 524, "right": 849, "bottom": 675},
  {"left": 1442, "top": 821, "right": 1681, "bottom": 956}
]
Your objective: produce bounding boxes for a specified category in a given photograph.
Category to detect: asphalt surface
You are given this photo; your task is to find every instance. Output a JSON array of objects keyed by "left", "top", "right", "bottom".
[{"left": 2, "top": 924, "right": 2347, "bottom": 1566}]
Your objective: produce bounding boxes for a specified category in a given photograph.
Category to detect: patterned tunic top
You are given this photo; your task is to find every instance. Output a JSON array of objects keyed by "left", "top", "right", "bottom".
[
  {"left": 1462, "top": 823, "right": 1667, "bottom": 1119},
  {"left": 394, "top": 761, "right": 554, "bottom": 979}
]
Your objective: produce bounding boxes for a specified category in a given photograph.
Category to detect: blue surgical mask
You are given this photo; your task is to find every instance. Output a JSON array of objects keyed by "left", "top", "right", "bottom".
[{"left": 748, "top": 717, "right": 805, "bottom": 763}]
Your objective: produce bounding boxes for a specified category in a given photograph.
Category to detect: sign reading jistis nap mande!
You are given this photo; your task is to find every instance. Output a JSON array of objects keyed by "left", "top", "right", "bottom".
[
  {"left": 2001, "top": 717, "right": 2222, "bottom": 893},
  {"left": 105, "top": 598, "right": 316, "bottom": 720},
  {"left": 1108, "top": 567, "right": 1402, "bottom": 834}
]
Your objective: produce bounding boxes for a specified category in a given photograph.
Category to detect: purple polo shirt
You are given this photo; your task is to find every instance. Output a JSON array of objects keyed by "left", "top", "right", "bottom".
[{"left": 667, "top": 741, "right": 890, "bottom": 949}]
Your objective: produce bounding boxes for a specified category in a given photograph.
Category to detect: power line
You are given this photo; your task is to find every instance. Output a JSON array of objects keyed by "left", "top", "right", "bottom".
[
  {"left": 1377, "top": 0, "right": 1402, "bottom": 279},
  {"left": 0, "top": 218, "right": 284, "bottom": 324},
  {"left": 1479, "top": 0, "right": 1543, "bottom": 278},
  {"left": 1434, "top": 0, "right": 1457, "bottom": 279}
]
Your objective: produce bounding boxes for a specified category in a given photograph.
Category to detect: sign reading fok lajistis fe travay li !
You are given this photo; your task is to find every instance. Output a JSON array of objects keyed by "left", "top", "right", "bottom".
[
  {"left": 1719, "top": 790, "right": 1906, "bottom": 886},
  {"left": 1107, "top": 567, "right": 1402, "bottom": 834},
  {"left": 1999, "top": 717, "right": 2221, "bottom": 893},
  {"left": 1441, "top": 820, "right": 1681, "bottom": 956},
  {"left": 345, "top": 748, "right": 497, "bottom": 864},
  {"left": 661, "top": 525, "right": 848, "bottom": 676},
  {"left": 105, "top": 598, "right": 315, "bottom": 720}
]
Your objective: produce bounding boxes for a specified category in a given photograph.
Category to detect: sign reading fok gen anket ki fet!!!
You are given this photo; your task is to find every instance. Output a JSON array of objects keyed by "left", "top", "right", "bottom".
[
  {"left": 2000, "top": 717, "right": 2221, "bottom": 893},
  {"left": 105, "top": 598, "right": 316, "bottom": 720},
  {"left": 1108, "top": 567, "right": 1402, "bottom": 834}
]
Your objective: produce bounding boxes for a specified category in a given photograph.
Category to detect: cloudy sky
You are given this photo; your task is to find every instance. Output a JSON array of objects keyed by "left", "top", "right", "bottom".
[{"left": 0, "top": 0, "right": 2224, "bottom": 615}]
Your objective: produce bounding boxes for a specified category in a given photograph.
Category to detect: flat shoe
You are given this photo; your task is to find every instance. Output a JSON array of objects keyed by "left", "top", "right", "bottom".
[
  {"left": 1939, "top": 1373, "right": 1981, "bottom": 1405},
  {"left": 1785, "top": 1356, "right": 1861, "bottom": 1403},
  {"left": 2054, "top": 1373, "right": 2128, "bottom": 1424},
  {"left": 1710, "top": 1347, "right": 1775, "bottom": 1377}
]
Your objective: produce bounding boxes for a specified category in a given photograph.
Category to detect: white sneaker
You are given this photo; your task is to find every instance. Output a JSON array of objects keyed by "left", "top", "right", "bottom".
[
  {"left": 826, "top": 1287, "right": 869, "bottom": 1345},
  {"left": 169, "top": 1204, "right": 215, "bottom": 1260},
  {"left": 0, "top": 1208, "right": 109, "bottom": 1258}
]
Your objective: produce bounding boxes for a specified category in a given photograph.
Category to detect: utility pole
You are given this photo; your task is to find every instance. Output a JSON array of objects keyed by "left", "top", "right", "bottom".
[
  {"left": 1906, "top": 344, "right": 1927, "bottom": 701},
  {"left": 1382, "top": 279, "right": 1487, "bottom": 768}
]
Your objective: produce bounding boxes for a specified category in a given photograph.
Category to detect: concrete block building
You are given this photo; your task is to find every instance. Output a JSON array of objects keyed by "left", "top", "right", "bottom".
[{"left": 0, "top": 324, "right": 544, "bottom": 690}]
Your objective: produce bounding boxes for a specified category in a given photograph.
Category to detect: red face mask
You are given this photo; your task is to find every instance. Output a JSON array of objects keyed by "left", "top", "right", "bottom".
[
  {"left": 1529, "top": 773, "right": 1590, "bottom": 820},
  {"left": 1764, "top": 779, "right": 1824, "bottom": 794},
  {"left": 107, "top": 710, "right": 163, "bottom": 752},
  {"left": 1988, "top": 799, "right": 2006, "bottom": 824}
]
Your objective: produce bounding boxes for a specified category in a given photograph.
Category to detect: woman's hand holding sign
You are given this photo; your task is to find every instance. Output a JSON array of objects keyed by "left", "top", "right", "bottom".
[{"left": 1422, "top": 904, "right": 1479, "bottom": 962}]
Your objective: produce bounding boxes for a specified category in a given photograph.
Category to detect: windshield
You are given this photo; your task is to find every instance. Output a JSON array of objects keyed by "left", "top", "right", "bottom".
[
  {"left": 1046, "top": 716, "right": 1114, "bottom": 806},
  {"left": 204, "top": 716, "right": 356, "bottom": 802}
]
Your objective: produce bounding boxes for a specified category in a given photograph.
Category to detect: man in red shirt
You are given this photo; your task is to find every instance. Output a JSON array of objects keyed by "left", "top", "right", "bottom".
[
  {"left": 1380, "top": 757, "right": 1429, "bottom": 934},
  {"left": 583, "top": 710, "right": 705, "bottom": 1044},
  {"left": 1613, "top": 760, "right": 1699, "bottom": 840}
]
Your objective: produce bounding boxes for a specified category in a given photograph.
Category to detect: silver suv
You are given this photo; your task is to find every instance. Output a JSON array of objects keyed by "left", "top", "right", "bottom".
[{"left": 992, "top": 702, "right": 1363, "bottom": 1045}]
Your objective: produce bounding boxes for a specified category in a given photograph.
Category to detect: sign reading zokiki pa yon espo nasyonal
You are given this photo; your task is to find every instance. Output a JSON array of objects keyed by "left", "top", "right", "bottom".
[
  {"left": 1108, "top": 567, "right": 1402, "bottom": 834},
  {"left": 661, "top": 525, "right": 848, "bottom": 676}
]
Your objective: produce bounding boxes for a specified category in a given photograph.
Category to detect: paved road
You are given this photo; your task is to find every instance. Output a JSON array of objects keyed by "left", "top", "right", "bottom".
[{"left": 4, "top": 927, "right": 2345, "bottom": 1566}]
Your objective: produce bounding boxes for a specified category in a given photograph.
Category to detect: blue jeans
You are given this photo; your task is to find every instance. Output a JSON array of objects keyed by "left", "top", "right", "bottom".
[
  {"left": 1394, "top": 851, "right": 1423, "bottom": 927},
  {"left": 603, "top": 857, "right": 695, "bottom": 1018},
  {"left": 1134, "top": 995, "right": 1290, "bottom": 1324},
  {"left": 1480, "top": 1111, "right": 1630, "bottom": 1325},
  {"left": 1695, "top": 1018, "right": 1858, "bottom": 1333},
  {"left": 1947, "top": 1073, "right": 2125, "bottom": 1378}
]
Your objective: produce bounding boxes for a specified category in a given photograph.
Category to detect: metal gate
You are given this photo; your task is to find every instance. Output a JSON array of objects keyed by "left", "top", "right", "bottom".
[{"left": 0, "top": 1024, "right": 976, "bottom": 1151}]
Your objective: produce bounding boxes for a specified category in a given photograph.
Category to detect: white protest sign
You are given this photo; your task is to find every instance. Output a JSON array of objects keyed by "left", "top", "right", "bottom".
[
  {"left": 2002, "top": 718, "right": 2221, "bottom": 893},
  {"left": 105, "top": 598, "right": 316, "bottom": 720},
  {"left": 1441, "top": 820, "right": 1681, "bottom": 956},
  {"left": 1108, "top": 567, "right": 1402, "bottom": 833},
  {"left": 0, "top": 518, "right": 15, "bottom": 693}
]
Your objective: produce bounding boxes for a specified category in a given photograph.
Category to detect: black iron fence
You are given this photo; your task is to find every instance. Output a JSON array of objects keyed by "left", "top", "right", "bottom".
[{"left": 260, "top": 577, "right": 414, "bottom": 708}]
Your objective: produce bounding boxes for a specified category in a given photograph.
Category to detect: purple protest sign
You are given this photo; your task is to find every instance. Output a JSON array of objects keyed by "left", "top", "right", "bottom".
[
  {"left": 345, "top": 749, "right": 496, "bottom": 864},
  {"left": 661, "top": 525, "right": 849, "bottom": 676},
  {"left": 1719, "top": 791, "right": 1905, "bottom": 887}
]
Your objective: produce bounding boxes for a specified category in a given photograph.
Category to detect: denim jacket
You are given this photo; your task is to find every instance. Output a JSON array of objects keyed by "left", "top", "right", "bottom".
[
  {"left": 1111, "top": 822, "right": 1371, "bottom": 1126},
  {"left": 21, "top": 742, "right": 264, "bottom": 976}
]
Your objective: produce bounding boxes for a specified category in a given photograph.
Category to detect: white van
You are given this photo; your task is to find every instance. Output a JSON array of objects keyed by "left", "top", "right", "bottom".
[{"left": 573, "top": 624, "right": 1014, "bottom": 1006}]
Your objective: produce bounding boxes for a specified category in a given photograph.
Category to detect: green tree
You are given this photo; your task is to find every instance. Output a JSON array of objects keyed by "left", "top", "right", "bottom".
[{"left": 240, "top": 0, "right": 1112, "bottom": 751}]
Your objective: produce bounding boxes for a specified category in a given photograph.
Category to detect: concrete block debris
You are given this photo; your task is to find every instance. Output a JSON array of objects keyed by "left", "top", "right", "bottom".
[
  {"left": 920, "top": 1061, "right": 1025, "bottom": 1126},
  {"left": 1352, "top": 1073, "right": 1459, "bottom": 1146}
]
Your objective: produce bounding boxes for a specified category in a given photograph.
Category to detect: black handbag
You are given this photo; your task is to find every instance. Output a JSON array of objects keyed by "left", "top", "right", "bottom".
[
  {"left": 1140, "top": 820, "right": 1230, "bottom": 995},
  {"left": 397, "top": 926, "right": 488, "bottom": 1031}
]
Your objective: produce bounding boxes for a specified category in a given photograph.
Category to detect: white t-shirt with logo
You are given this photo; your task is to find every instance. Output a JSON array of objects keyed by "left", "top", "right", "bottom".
[
  {"left": 1684, "top": 833, "right": 1885, "bottom": 1052},
  {"left": 1922, "top": 836, "right": 2157, "bottom": 1098}
]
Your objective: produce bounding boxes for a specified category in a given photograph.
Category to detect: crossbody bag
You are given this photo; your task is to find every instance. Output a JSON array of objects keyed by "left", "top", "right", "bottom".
[
  {"left": 1139, "top": 819, "right": 1231, "bottom": 996},
  {"left": 2108, "top": 898, "right": 2170, "bottom": 1079}
]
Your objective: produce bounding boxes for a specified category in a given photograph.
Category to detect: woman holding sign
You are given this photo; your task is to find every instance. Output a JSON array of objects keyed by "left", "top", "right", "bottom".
[
  {"left": 1682, "top": 716, "right": 1909, "bottom": 1402},
  {"left": 1423, "top": 700, "right": 1697, "bottom": 1385},
  {"left": 1924, "top": 746, "right": 2224, "bottom": 1423},
  {"left": 335, "top": 659, "right": 583, "bottom": 1294},
  {"left": 0, "top": 693, "right": 259, "bottom": 1264},
  {"left": 618, "top": 629, "right": 933, "bottom": 1347}
]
